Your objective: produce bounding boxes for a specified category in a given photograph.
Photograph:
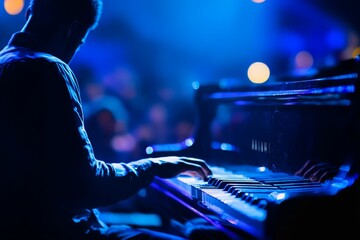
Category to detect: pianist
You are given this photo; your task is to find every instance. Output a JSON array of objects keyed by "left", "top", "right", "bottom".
[{"left": 0, "top": 0, "right": 212, "bottom": 239}]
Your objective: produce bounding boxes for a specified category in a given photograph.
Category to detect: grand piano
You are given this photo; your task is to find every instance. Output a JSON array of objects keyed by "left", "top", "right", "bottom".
[{"left": 142, "top": 57, "right": 360, "bottom": 240}]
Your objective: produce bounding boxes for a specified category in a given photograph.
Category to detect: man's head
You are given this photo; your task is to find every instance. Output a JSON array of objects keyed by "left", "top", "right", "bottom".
[
  {"left": 23, "top": 0, "right": 103, "bottom": 63},
  {"left": 27, "top": 0, "right": 103, "bottom": 30}
]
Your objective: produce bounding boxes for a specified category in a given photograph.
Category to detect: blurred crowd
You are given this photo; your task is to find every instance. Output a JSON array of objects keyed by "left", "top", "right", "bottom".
[{"left": 74, "top": 63, "right": 198, "bottom": 164}]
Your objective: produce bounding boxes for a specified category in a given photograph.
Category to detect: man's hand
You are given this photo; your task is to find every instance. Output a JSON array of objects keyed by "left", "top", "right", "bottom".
[
  {"left": 149, "top": 156, "right": 213, "bottom": 180},
  {"left": 295, "top": 160, "right": 339, "bottom": 182}
]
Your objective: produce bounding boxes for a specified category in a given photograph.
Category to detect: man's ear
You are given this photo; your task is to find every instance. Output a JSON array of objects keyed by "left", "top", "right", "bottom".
[{"left": 66, "top": 21, "right": 82, "bottom": 38}]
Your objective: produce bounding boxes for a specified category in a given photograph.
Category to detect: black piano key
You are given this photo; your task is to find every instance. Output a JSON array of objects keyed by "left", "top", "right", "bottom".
[
  {"left": 218, "top": 181, "right": 265, "bottom": 190},
  {"left": 273, "top": 182, "right": 322, "bottom": 187},
  {"left": 225, "top": 183, "right": 277, "bottom": 192},
  {"left": 258, "top": 177, "right": 313, "bottom": 184},
  {"left": 254, "top": 199, "right": 269, "bottom": 209}
]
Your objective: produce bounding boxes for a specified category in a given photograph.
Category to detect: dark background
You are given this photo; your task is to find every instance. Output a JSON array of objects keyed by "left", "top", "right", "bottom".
[{"left": 1, "top": 0, "right": 360, "bottom": 161}]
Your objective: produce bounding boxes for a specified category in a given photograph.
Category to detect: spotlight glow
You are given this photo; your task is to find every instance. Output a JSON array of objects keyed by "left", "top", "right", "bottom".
[
  {"left": 352, "top": 47, "right": 360, "bottom": 58},
  {"left": 4, "top": 0, "right": 24, "bottom": 15},
  {"left": 247, "top": 62, "right": 270, "bottom": 84},
  {"left": 295, "top": 51, "right": 313, "bottom": 69}
]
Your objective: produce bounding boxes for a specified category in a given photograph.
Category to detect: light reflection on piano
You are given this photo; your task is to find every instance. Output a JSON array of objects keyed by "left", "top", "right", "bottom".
[{"left": 143, "top": 57, "right": 360, "bottom": 240}]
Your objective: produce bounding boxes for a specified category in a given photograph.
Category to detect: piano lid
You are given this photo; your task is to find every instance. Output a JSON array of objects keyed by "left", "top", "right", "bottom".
[{"left": 198, "top": 72, "right": 358, "bottom": 106}]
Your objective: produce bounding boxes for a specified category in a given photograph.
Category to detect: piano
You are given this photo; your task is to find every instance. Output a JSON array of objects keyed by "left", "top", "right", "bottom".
[{"left": 142, "top": 57, "right": 360, "bottom": 240}]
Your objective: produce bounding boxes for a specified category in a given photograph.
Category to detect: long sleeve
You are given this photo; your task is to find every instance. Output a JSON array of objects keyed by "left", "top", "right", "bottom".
[
  {"left": 40, "top": 60, "right": 156, "bottom": 209},
  {"left": 0, "top": 34, "right": 158, "bottom": 238},
  {"left": 0, "top": 51, "right": 155, "bottom": 212}
]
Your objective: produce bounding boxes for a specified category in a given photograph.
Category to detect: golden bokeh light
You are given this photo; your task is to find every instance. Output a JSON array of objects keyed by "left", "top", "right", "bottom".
[
  {"left": 247, "top": 62, "right": 270, "bottom": 84},
  {"left": 352, "top": 47, "right": 360, "bottom": 58},
  {"left": 4, "top": 0, "right": 24, "bottom": 15}
]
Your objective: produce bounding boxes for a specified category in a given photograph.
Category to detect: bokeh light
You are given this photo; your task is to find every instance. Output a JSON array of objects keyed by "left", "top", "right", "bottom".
[
  {"left": 4, "top": 0, "right": 24, "bottom": 15},
  {"left": 295, "top": 51, "right": 314, "bottom": 69},
  {"left": 252, "top": 0, "right": 266, "bottom": 3},
  {"left": 352, "top": 47, "right": 360, "bottom": 58},
  {"left": 247, "top": 62, "right": 270, "bottom": 84}
]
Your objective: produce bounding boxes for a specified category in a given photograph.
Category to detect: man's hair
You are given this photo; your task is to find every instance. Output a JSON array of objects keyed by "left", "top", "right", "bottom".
[{"left": 28, "top": 0, "right": 103, "bottom": 29}]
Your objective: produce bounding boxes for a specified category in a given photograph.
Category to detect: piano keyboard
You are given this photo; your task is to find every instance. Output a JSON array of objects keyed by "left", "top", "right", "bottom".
[{"left": 155, "top": 166, "right": 334, "bottom": 239}]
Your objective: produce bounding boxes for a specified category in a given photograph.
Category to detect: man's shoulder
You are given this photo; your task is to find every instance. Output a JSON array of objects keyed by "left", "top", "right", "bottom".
[
  {"left": 0, "top": 46, "right": 65, "bottom": 68},
  {"left": 0, "top": 46, "right": 73, "bottom": 88}
]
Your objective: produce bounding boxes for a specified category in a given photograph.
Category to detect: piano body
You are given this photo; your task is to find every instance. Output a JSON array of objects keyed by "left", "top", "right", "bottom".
[{"left": 143, "top": 58, "right": 360, "bottom": 240}]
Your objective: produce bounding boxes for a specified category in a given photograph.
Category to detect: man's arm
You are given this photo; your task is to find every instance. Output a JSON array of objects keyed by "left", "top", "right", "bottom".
[{"left": 41, "top": 60, "right": 211, "bottom": 209}]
